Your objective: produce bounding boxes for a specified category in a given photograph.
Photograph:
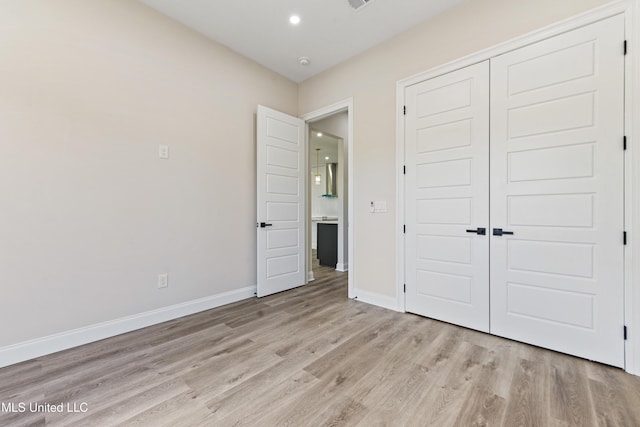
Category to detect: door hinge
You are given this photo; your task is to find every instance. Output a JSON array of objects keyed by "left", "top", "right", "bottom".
[
  {"left": 624, "top": 40, "right": 628, "bottom": 55},
  {"left": 403, "top": 106, "right": 406, "bottom": 115},
  {"left": 403, "top": 165, "right": 406, "bottom": 175},
  {"left": 624, "top": 231, "right": 627, "bottom": 245},
  {"left": 624, "top": 135, "right": 627, "bottom": 150},
  {"left": 403, "top": 224, "right": 406, "bottom": 234},
  {"left": 624, "top": 325, "right": 628, "bottom": 340},
  {"left": 404, "top": 283, "right": 406, "bottom": 293}
]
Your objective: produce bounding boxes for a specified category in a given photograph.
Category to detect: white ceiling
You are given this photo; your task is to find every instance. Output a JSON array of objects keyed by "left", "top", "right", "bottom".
[{"left": 137, "top": 0, "right": 464, "bottom": 83}]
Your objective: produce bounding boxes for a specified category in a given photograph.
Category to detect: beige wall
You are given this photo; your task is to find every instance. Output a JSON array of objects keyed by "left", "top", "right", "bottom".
[
  {"left": 0, "top": 0, "right": 297, "bottom": 347},
  {"left": 0, "top": 0, "right": 616, "bottom": 352},
  {"left": 298, "top": 0, "right": 611, "bottom": 297}
]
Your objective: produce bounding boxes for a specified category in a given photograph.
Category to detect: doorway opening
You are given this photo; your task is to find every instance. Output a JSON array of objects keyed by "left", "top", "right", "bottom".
[
  {"left": 302, "top": 99, "right": 354, "bottom": 298},
  {"left": 310, "top": 129, "right": 343, "bottom": 279}
]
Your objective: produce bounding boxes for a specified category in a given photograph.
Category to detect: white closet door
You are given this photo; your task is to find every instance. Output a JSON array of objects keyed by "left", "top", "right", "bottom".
[
  {"left": 490, "top": 15, "right": 625, "bottom": 367},
  {"left": 405, "top": 61, "right": 490, "bottom": 332}
]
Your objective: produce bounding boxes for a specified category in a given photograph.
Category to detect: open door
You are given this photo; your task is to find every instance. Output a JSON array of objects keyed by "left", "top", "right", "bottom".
[{"left": 257, "top": 105, "right": 306, "bottom": 297}]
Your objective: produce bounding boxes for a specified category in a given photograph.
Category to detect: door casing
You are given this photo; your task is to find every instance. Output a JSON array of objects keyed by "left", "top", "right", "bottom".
[{"left": 301, "top": 98, "right": 355, "bottom": 299}]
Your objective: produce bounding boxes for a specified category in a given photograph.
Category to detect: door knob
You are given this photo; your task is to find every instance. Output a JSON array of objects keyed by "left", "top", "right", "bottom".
[
  {"left": 493, "top": 228, "right": 514, "bottom": 236},
  {"left": 258, "top": 222, "right": 273, "bottom": 228},
  {"left": 466, "top": 227, "right": 486, "bottom": 235}
]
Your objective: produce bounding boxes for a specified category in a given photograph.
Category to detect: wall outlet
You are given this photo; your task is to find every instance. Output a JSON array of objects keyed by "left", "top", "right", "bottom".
[
  {"left": 158, "top": 273, "right": 169, "bottom": 289},
  {"left": 158, "top": 145, "right": 170, "bottom": 159}
]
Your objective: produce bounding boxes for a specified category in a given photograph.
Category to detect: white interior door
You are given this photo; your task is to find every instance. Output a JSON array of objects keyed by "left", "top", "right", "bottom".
[
  {"left": 405, "top": 61, "right": 490, "bottom": 332},
  {"left": 490, "top": 15, "right": 625, "bottom": 367},
  {"left": 257, "top": 105, "right": 306, "bottom": 297}
]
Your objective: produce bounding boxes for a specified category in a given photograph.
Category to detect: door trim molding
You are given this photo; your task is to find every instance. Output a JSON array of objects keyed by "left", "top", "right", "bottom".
[
  {"left": 396, "top": 0, "right": 639, "bottom": 374},
  {"left": 300, "top": 98, "right": 355, "bottom": 299}
]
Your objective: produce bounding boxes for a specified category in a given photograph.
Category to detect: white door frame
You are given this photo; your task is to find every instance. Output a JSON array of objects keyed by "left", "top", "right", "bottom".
[
  {"left": 396, "top": 0, "right": 640, "bottom": 374},
  {"left": 301, "top": 98, "right": 355, "bottom": 299}
]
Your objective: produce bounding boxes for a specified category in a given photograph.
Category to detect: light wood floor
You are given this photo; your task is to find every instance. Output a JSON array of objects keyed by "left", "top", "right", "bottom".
[{"left": 2, "top": 260, "right": 640, "bottom": 426}]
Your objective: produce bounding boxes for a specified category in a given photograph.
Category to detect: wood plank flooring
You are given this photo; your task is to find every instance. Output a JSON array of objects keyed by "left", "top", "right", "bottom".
[{"left": 2, "top": 259, "right": 640, "bottom": 426}]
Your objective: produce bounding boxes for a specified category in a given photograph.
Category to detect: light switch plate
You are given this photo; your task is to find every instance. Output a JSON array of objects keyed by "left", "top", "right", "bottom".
[
  {"left": 158, "top": 273, "right": 169, "bottom": 289},
  {"left": 374, "top": 201, "right": 387, "bottom": 212},
  {"left": 159, "top": 145, "right": 169, "bottom": 159}
]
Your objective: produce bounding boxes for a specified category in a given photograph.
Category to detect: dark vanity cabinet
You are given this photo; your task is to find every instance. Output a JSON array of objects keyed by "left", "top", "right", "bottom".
[{"left": 317, "top": 223, "right": 337, "bottom": 268}]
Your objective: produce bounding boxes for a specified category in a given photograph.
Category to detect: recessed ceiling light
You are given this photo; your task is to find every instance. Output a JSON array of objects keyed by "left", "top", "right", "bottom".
[
  {"left": 317, "top": 132, "right": 322, "bottom": 137},
  {"left": 289, "top": 15, "right": 301, "bottom": 25},
  {"left": 325, "top": 156, "right": 330, "bottom": 160},
  {"left": 298, "top": 57, "right": 310, "bottom": 66}
]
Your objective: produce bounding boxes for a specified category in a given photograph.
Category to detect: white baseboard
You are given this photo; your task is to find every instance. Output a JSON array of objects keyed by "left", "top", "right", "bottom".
[
  {"left": 308, "top": 270, "right": 315, "bottom": 282},
  {"left": 336, "top": 262, "right": 348, "bottom": 272},
  {"left": 353, "top": 288, "right": 401, "bottom": 312},
  {"left": 0, "top": 286, "right": 256, "bottom": 369}
]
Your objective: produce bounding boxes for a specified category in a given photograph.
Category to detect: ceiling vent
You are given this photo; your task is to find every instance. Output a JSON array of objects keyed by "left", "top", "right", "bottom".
[{"left": 347, "top": 0, "right": 373, "bottom": 11}]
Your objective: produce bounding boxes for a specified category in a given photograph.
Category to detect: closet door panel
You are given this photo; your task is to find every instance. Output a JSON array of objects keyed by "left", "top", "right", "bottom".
[
  {"left": 489, "top": 15, "right": 625, "bottom": 367},
  {"left": 405, "top": 61, "right": 490, "bottom": 332}
]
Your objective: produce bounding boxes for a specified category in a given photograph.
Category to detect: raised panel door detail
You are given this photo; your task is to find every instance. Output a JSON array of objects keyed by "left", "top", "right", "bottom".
[
  {"left": 267, "top": 146, "right": 299, "bottom": 170},
  {"left": 508, "top": 240, "right": 594, "bottom": 278},
  {"left": 416, "top": 270, "right": 472, "bottom": 304},
  {"left": 508, "top": 194, "right": 594, "bottom": 227},
  {"left": 508, "top": 93, "right": 594, "bottom": 139},
  {"left": 417, "top": 198, "right": 471, "bottom": 225},
  {"left": 417, "top": 235, "right": 472, "bottom": 265},
  {"left": 490, "top": 15, "right": 624, "bottom": 367},
  {"left": 508, "top": 41, "right": 595, "bottom": 95},
  {"left": 266, "top": 174, "right": 298, "bottom": 196},
  {"left": 509, "top": 143, "right": 594, "bottom": 182},
  {"left": 507, "top": 283, "right": 594, "bottom": 328},
  {"left": 405, "top": 61, "right": 490, "bottom": 333},
  {"left": 266, "top": 254, "right": 299, "bottom": 278},
  {"left": 267, "top": 202, "right": 299, "bottom": 222},
  {"left": 266, "top": 117, "right": 300, "bottom": 145},
  {"left": 417, "top": 119, "right": 472, "bottom": 153},
  {"left": 266, "top": 229, "right": 299, "bottom": 250},
  {"left": 416, "top": 158, "right": 472, "bottom": 188},
  {"left": 415, "top": 79, "right": 471, "bottom": 118}
]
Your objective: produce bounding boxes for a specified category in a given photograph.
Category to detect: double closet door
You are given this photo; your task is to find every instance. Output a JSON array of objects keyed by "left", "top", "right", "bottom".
[{"left": 405, "top": 15, "right": 625, "bottom": 367}]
